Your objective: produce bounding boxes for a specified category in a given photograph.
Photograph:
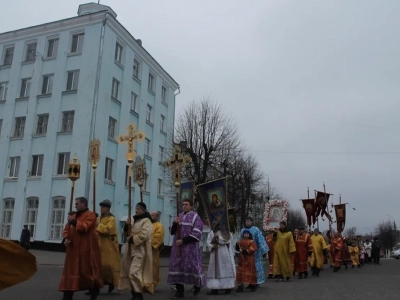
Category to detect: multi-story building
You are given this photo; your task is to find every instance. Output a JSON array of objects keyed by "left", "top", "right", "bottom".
[{"left": 0, "top": 3, "right": 179, "bottom": 247}]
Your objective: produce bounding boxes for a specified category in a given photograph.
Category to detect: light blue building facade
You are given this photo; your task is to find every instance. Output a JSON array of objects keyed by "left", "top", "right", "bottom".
[{"left": 0, "top": 3, "right": 179, "bottom": 246}]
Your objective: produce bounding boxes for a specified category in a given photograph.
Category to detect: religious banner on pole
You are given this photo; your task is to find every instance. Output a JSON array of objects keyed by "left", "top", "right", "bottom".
[
  {"left": 334, "top": 204, "right": 346, "bottom": 233},
  {"left": 301, "top": 198, "right": 316, "bottom": 227},
  {"left": 179, "top": 181, "right": 196, "bottom": 213},
  {"left": 197, "top": 178, "right": 230, "bottom": 240},
  {"left": 315, "top": 191, "right": 332, "bottom": 222}
]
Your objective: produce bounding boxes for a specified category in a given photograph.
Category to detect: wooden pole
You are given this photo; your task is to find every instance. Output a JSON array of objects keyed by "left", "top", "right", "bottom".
[
  {"left": 67, "top": 181, "right": 75, "bottom": 239},
  {"left": 176, "top": 187, "right": 181, "bottom": 257},
  {"left": 92, "top": 168, "right": 96, "bottom": 212},
  {"left": 128, "top": 166, "right": 132, "bottom": 234}
]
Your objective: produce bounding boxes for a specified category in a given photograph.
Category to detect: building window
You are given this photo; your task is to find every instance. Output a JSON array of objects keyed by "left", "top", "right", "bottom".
[
  {"left": 41, "top": 74, "right": 54, "bottom": 94},
  {"left": 133, "top": 59, "right": 141, "bottom": 78},
  {"left": 146, "top": 105, "right": 152, "bottom": 123},
  {"left": 161, "top": 86, "right": 168, "bottom": 103},
  {"left": 131, "top": 92, "right": 138, "bottom": 112},
  {"left": 57, "top": 152, "right": 70, "bottom": 175},
  {"left": 159, "top": 146, "right": 164, "bottom": 162},
  {"left": 143, "top": 175, "right": 149, "bottom": 192},
  {"left": 25, "top": 197, "right": 39, "bottom": 238},
  {"left": 0, "top": 119, "right": 2, "bottom": 134},
  {"left": 2, "top": 46, "right": 14, "bottom": 66},
  {"left": 49, "top": 197, "right": 65, "bottom": 240},
  {"left": 1, "top": 198, "right": 15, "bottom": 238},
  {"left": 0, "top": 82, "right": 7, "bottom": 101},
  {"left": 31, "top": 155, "right": 44, "bottom": 177},
  {"left": 8, "top": 157, "right": 20, "bottom": 178},
  {"left": 160, "top": 115, "right": 165, "bottom": 132},
  {"left": 115, "top": 42, "right": 123, "bottom": 64},
  {"left": 111, "top": 78, "right": 119, "bottom": 99},
  {"left": 61, "top": 111, "right": 74, "bottom": 132},
  {"left": 25, "top": 42, "right": 37, "bottom": 62},
  {"left": 36, "top": 114, "right": 49, "bottom": 135},
  {"left": 108, "top": 117, "right": 117, "bottom": 139},
  {"left": 157, "top": 179, "right": 163, "bottom": 196},
  {"left": 66, "top": 70, "right": 79, "bottom": 91},
  {"left": 105, "top": 158, "right": 114, "bottom": 181},
  {"left": 70, "top": 32, "right": 84, "bottom": 54},
  {"left": 13, "top": 117, "right": 26, "bottom": 138},
  {"left": 20, "top": 78, "right": 31, "bottom": 98},
  {"left": 145, "top": 138, "right": 151, "bottom": 156},
  {"left": 46, "top": 38, "right": 59, "bottom": 58},
  {"left": 148, "top": 73, "right": 155, "bottom": 92}
]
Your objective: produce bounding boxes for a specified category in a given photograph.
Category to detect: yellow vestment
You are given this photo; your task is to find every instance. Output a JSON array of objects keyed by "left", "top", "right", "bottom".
[
  {"left": 151, "top": 221, "right": 165, "bottom": 287},
  {"left": 273, "top": 231, "right": 296, "bottom": 277},
  {"left": 310, "top": 234, "right": 328, "bottom": 269}
]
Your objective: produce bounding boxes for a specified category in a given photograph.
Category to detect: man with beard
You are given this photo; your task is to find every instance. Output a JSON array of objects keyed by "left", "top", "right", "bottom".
[
  {"left": 294, "top": 227, "right": 313, "bottom": 279},
  {"left": 273, "top": 221, "right": 296, "bottom": 282},
  {"left": 150, "top": 211, "right": 165, "bottom": 289},
  {"left": 239, "top": 217, "right": 269, "bottom": 288},
  {"left": 58, "top": 197, "right": 103, "bottom": 300},
  {"left": 119, "top": 202, "right": 154, "bottom": 300}
]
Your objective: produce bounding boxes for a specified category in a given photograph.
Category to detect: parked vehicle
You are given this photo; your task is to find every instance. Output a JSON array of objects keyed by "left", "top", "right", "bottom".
[{"left": 390, "top": 249, "right": 400, "bottom": 259}]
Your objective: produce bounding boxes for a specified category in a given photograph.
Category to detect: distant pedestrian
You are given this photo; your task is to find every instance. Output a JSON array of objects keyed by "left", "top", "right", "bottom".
[
  {"left": 372, "top": 238, "right": 381, "bottom": 265},
  {"left": 363, "top": 239, "right": 372, "bottom": 263},
  {"left": 19, "top": 225, "right": 30, "bottom": 250}
]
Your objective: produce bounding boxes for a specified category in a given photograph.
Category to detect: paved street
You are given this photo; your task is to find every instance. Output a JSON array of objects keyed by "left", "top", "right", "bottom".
[{"left": 1, "top": 251, "right": 400, "bottom": 300}]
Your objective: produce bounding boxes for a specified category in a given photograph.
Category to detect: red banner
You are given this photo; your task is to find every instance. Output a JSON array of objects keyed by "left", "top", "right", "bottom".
[
  {"left": 301, "top": 199, "right": 316, "bottom": 227},
  {"left": 334, "top": 204, "right": 346, "bottom": 233},
  {"left": 315, "top": 191, "right": 332, "bottom": 222}
]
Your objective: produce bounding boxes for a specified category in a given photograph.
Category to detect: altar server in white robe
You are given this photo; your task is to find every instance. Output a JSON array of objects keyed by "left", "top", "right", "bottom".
[{"left": 206, "top": 223, "right": 236, "bottom": 295}]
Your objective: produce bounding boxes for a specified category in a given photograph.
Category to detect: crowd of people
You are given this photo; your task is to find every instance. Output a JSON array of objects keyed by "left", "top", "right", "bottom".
[{"left": 55, "top": 196, "right": 382, "bottom": 300}]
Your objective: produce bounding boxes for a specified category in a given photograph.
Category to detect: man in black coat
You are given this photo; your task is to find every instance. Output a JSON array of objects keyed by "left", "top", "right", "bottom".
[
  {"left": 371, "top": 238, "right": 381, "bottom": 265},
  {"left": 19, "top": 225, "right": 31, "bottom": 250}
]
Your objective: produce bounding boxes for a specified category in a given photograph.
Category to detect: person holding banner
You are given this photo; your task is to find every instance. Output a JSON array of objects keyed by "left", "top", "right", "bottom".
[
  {"left": 206, "top": 223, "right": 236, "bottom": 295},
  {"left": 239, "top": 217, "right": 269, "bottom": 287}
]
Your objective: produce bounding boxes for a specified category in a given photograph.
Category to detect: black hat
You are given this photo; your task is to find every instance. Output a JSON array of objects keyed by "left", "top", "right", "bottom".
[
  {"left": 136, "top": 202, "right": 147, "bottom": 212},
  {"left": 280, "top": 221, "right": 287, "bottom": 226},
  {"left": 99, "top": 199, "right": 112, "bottom": 208}
]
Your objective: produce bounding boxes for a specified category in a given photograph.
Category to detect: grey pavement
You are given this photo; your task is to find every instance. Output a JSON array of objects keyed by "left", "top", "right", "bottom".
[{"left": 1, "top": 251, "right": 400, "bottom": 300}]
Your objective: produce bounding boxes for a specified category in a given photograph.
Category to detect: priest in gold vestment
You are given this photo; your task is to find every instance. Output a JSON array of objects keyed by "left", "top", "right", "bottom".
[
  {"left": 273, "top": 221, "right": 296, "bottom": 281},
  {"left": 119, "top": 202, "right": 154, "bottom": 300},
  {"left": 96, "top": 200, "right": 121, "bottom": 293},
  {"left": 150, "top": 211, "right": 165, "bottom": 288},
  {"left": 310, "top": 228, "right": 328, "bottom": 277}
]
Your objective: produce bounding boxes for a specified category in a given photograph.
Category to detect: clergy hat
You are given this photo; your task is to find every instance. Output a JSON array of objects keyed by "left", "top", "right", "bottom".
[
  {"left": 280, "top": 221, "right": 287, "bottom": 227},
  {"left": 136, "top": 202, "right": 147, "bottom": 212},
  {"left": 242, "top": 229, "right": 253, "bottom": 239},
  {"left": 99, "top": 199, "right": 112, "bottom": 208}
]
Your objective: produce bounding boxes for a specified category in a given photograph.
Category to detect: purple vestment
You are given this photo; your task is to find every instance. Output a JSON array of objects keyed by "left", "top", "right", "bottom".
[{"left": 167, "top": 211, "right": 206, "bottom": 287}]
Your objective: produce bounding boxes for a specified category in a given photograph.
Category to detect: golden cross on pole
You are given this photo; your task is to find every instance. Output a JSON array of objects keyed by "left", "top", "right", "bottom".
[
  {"left": 164, "top": 145, "right": 192, "bottom": 257},
  {"left": 118, "top": 123, "right": 146, "bottom": 234}
]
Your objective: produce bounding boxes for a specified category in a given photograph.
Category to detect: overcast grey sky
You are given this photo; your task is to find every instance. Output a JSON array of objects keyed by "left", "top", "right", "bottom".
[{"left": 3, "top": 0, "right": 399, "bottom": 233}]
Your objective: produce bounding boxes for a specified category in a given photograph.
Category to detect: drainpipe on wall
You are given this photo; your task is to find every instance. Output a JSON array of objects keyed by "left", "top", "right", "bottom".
[{"left": 84, "top": 13, "right": 108, "bottom": 201}]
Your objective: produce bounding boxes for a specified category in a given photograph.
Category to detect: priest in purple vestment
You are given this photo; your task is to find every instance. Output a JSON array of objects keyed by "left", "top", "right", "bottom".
[{"left": 167, "top": 199, "right": 206, "bottom": 299}]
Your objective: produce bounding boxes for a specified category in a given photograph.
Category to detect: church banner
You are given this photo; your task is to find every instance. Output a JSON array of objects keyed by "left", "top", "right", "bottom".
[
  {"left": 315, "top": 191, "right": 332, "bottom": 222},
  {"left": 263, "top": 199, "right": 288, "bottom": 231},
  {"left": 301, "top": 199, "right": 316, "bottom": 227},
  {"left": 197, "top": 178, "right": 230, "bottom": 240},
  {"left": 334, "top": 204, "right": 346, "bottom": 233},
  {"left": 180, "top": 181, "right": 196, "bottom": 212}
]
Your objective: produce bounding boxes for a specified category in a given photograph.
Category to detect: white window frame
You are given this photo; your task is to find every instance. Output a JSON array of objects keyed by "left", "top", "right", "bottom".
[
  {"left": 30, "top": 155, "right": 44, "bottom": 177},
  {"left": 2, "top": 45, "right": 14, "bottom": 66},
  {"left": 49, "top": 197, "right": 66, "bottom": 240},
  {"left": 159, "top": 146, "right": 164, "bottom": 163},
  {"left": 66, "top": 70, "right": 79, "bottom": 91},
  {"left": 160, "top": 115, "right": 165, "bottom": 132},
  {"left": 133, "top": 59, "right": 141, "bottom": 79},
  {"left": 131, "top": 92, "right": 138, "bottom": 112},
  {"left": 145, "top": 138, "right": 151, "bottom": 156},
  {"left": 108, "top": 117, "right": 117, "bottom": 139},
  {"left": 61, "top": 111, "right": 74, "bottom": 132},
  {"left": 46, "top": 37, "right": 59, "bottom": 58},
  {"left": 146, "top": 105, "right": 152, "bottom": 123},
  {"left": 1, "top": 198, "right": 15, "bottom": 238},
  {"left": 70, "top": 32, "right": 85, "bottom": 54},
  {"left": 111, "top": 78, "right": 120, "bottom": 99},
  {"left": 20, "top": 78, "right": 31, "bottom": 98},
  {"left": 36, "top": 114, "right": 49, "bottom": 135},
  {"left": 25, "top": 197, "right": 39, "bottom": 239},
  {"left": 41, "top": 74, "right": 54, "bottom": 95},
  {"left": 24, "top": 42, "right": 37, "bottom": 62},
  {"left": 0, "top": 82, "right": 8, "bottom": 101},
  {"left": 13, "top": 117, "right": 26, "bottom": 138},
  {"left": 57, "top": 152, "right": 70, "bottom": 175},
  {"left": 157, "top": 179, "right": 163, "bottom": 196},
  {"left": 115, "top": 42, "right": 123, "bottom": 64},
  {"left": 161, "top": 85, "right": 168, "bottom": 103},
  {"left": 8, "top": 157, "right": 20, "bottom": 178},
  {"left": 105, "top": 158, "right": 114, "bottom": 181},
  {"left": 143, "top": 175, "right": 149, "bottom": 192},
  {"left": 148, "top": 73, "right": 155, "bottom": 92}
]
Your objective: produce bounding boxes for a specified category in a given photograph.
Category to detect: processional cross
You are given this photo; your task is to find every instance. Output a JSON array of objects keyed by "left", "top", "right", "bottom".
[{"left": 118, "top": 123, "right": 145, "bottom": 163}]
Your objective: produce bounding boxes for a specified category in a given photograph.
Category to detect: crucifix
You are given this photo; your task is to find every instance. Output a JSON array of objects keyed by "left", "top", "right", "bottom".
[
  {"left": 118, "top": 123, "right": 146, "bottom": 233},
  {"left": 164, "top": 145, "right": 192, "bottom": 256}
]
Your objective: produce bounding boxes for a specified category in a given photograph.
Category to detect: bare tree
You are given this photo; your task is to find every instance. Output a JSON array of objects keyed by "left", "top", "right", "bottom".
[
  {"left": 375, "top": 220, "right": 396, "bottom": 251},
  {"left": 286, "top": 209, "right": 306, "bottom": 232},
  {"left": 344, "top": 227, "right": 357, "bottom": 237}
]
